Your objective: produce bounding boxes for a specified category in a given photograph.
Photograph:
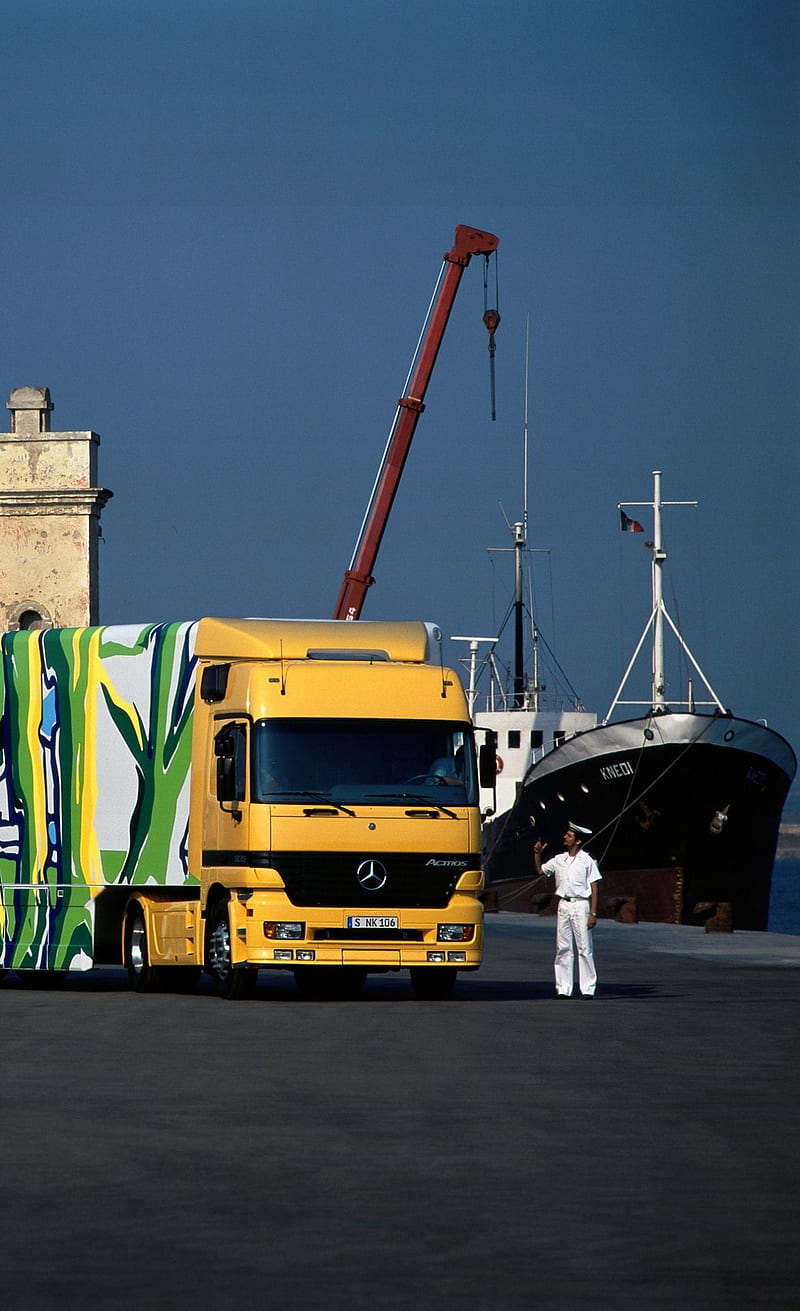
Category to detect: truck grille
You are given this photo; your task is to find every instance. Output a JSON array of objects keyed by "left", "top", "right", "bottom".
[
  {"left": 269, "top": 851, "right": 464, "bottom": 909},
  {"left": 312, "top": 928, "right": 425, "bottom": 942}
]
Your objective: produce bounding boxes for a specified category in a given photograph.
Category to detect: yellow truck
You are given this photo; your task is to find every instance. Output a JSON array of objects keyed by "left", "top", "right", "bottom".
[{"left": 0, "top": 617, "right": 491, "bottom": 999}]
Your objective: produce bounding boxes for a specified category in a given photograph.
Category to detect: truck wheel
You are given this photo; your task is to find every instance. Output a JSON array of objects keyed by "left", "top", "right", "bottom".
[
  {"left": 125, "top": 909, "right": 162, "bottom": 993},
  {"left": 207, "top": 902, "right": 257, "bottom": 1000},
  {"left": 410, "top": 967, "right": 457, "bottom": 1000}
]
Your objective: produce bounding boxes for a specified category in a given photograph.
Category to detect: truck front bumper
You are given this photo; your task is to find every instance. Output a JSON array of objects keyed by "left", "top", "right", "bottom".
[{"left": 228, "top": 895, "right": 483, "bottom": 970}]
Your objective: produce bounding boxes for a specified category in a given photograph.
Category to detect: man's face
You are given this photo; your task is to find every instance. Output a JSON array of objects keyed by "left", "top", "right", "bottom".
[{"left": 564, "top": 828, "right": 580, "bottom": 846}]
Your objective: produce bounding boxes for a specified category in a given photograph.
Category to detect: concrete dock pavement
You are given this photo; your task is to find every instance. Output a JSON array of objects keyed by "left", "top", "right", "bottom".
[
  {"left": 464, "top": 914, "right": 800, "bottom": 1308},
  {"left": 1, "top": 914, "right": 798, "bottom": 1310},
  {"left": 481, "top": 911, "right": 800, "bottom": 993}
]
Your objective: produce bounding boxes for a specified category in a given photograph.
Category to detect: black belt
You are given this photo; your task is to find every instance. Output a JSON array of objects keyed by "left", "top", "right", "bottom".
[{"left": 560, "top": 896, "right": 589, "bottom": 902}]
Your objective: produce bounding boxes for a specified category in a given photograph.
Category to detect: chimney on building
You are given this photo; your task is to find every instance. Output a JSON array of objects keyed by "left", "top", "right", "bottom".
[{"left": 7, "top": 386, "right": 53, "bottom": 434}]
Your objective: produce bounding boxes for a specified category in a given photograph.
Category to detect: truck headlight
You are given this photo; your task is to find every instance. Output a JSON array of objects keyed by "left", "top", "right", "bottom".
[
  {"left": 264, "top": 921, "right": 305, "bottom": 940},
  {"left": 437, "top": 924, "right": 475, "bottom": 942}
]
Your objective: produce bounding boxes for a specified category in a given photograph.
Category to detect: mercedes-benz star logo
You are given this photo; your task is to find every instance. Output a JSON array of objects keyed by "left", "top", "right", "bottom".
[{"left": 356, "top": 858, "right": 388, "bottom": 891}]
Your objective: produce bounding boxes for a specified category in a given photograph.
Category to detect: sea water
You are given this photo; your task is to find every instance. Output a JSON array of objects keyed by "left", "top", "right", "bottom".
[{"left": 768, "top": 859, "right": 800, "bottom": 935}]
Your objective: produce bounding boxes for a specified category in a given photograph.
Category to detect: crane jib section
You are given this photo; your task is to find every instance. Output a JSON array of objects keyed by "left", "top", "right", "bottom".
[{"left": 333, "top": 224, "right": 499, "bottom": 622}]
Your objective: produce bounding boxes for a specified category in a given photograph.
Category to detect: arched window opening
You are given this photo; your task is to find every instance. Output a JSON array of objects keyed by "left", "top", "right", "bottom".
[{"left": 18, "top": 609, "right": 47, "bottom": 631}]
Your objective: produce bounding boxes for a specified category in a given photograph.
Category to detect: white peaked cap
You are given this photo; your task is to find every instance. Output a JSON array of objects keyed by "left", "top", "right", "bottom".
[{"left": 568, "top": 821, "right": 593, "bottom": 837}]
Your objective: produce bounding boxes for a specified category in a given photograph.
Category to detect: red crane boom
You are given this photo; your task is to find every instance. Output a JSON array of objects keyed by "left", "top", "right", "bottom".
[{"left": 333, "top": 224, "right": 499, "bottom": 621}]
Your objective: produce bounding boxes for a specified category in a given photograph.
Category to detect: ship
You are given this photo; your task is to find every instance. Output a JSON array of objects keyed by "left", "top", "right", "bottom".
[{"left": 480, "top": 471, "right": 796, "bottom": 931}]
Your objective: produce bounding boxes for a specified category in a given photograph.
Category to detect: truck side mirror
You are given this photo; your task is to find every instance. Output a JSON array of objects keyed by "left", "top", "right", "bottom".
[
  {"left": 202, "top": 664, "right": 230, "bottom": 703},
  {"left": 214, "top": 724, "right": 245, "bottom": 818},
  {"left": 478, "top": 743, "right": 497, "bottom": 789},
  {"left": 217, "top": 752, "right": 236, "bottom": 802}
]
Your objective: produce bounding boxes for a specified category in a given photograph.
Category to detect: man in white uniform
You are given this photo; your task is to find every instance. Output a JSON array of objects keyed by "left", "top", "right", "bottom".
[{"left": 532, "top": 821, "right": 601, "bottom": 998}]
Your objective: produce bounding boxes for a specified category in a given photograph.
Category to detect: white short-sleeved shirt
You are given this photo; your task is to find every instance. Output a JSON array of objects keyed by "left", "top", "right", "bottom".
[{"left": 542, "top": 848, "right": 602, "bottom": 899}]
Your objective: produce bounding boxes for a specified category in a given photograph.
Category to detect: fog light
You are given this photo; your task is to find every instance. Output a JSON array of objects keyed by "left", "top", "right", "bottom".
[
  {"left": 447, "top": 951, "right": 467, "bottom": 962},
  {"left": 273, "top": 948, "right": 294, "bottom": 961},
  {"left": 264, "top": 921, "right": 304, "bottom": 940},
  {"left": 296, "top": 949, "right": 316, "bottom": 961},
  {"left": 426, "top": 951, "right": 446, "bottom": 962},
  {"left": 437, "top": 924, "right": 475, "bottom": 942}
]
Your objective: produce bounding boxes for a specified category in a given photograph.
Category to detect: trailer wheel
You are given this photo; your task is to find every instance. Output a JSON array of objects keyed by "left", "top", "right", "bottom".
[
  {"left": 207, "top": 902, "right": 257, "bottom": 1000},
  {"left": 410, "top": 967, "right": 457, "bottom": 1000},
  {"left": 125, "top": 908, "right": 162, "bottom": 993}
]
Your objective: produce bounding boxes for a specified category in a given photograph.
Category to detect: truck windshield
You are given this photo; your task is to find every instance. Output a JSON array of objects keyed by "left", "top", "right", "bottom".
[{"left": 253, "top": 718, "right": 477, "bottom": 806}]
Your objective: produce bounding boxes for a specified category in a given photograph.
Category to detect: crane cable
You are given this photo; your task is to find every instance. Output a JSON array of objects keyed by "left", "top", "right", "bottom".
[{"left": 482, "top": 251, "right": 500, "bottom": 420}]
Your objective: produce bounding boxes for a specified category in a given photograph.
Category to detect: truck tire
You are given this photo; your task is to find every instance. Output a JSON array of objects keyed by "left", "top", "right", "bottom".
[
  {"left": 207, "top": 902, "right": 257, "bottom": 1000},
  {"left": 125, "top": 908, "right": 163, "bottom": 993},
  {"left": 409, "top": 967, "right": 457, "bottom": 1000}
]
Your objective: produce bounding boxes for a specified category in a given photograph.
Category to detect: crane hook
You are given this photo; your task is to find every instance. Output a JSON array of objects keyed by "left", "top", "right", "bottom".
[{"left": 483, "top": 307, "right": 501, "bottom": 421}]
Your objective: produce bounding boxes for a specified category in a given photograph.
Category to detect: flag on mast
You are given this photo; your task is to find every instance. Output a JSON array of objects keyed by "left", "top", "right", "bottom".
[{"left": 620, "top": 509, "right": 644, "bottom": 533}]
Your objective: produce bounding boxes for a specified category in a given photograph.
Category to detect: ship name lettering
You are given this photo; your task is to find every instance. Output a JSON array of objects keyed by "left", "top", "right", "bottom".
[{"left": 599, "top": 760, "right": 635, "bottom": 781}]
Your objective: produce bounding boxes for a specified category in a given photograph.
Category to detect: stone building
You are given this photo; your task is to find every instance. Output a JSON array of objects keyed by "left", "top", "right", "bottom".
[{"left": 0, "top": 387, "right": 113, "bottom": 630}]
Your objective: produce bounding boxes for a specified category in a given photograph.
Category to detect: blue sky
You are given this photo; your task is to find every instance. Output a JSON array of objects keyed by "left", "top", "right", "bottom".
[{"left": 3, "top": 1, "right": 798, "bottom": 789}]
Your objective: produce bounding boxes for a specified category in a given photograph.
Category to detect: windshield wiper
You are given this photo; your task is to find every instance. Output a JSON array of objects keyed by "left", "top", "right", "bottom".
[
  {"left": 376, "top": 792, "right": 459, "bottom": 819},
  {"left": 268, "top": 791, "right": 356, "bottom": 817}
]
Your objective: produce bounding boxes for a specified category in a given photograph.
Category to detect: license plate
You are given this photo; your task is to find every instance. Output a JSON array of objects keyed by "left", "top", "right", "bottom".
[{"left": 347, "top": 915, "right": 399, "bottom": 930}]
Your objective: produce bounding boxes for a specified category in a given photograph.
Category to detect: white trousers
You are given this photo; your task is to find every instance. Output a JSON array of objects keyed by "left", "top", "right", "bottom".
[{"left": 554, "top": 900, "right": 597, "bottom": 996}]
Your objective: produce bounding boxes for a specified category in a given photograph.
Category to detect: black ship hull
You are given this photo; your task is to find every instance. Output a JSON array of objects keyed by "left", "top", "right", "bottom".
[{"left": 483, "top": 711, "right": 796, "bottom": 931}]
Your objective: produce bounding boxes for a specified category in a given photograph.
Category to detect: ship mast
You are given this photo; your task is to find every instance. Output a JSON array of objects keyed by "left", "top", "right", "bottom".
[
  {"left": 451, "top": 636, "right": 500, "bottom": 715},
  {"left": 651, "top": 468, "right": 667, "bottom": 709},
  {"left": 512, "top": 523, "right": 526, "bottom": 707},
  {"left": 606, "top": 470, "right": 726, "bottom": 722},
  {"left": 512, "top": 316, "right": 531, "bottom": 708},
  {"left": 477, "top": 318, "right": 558, "bottom": 713}
]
